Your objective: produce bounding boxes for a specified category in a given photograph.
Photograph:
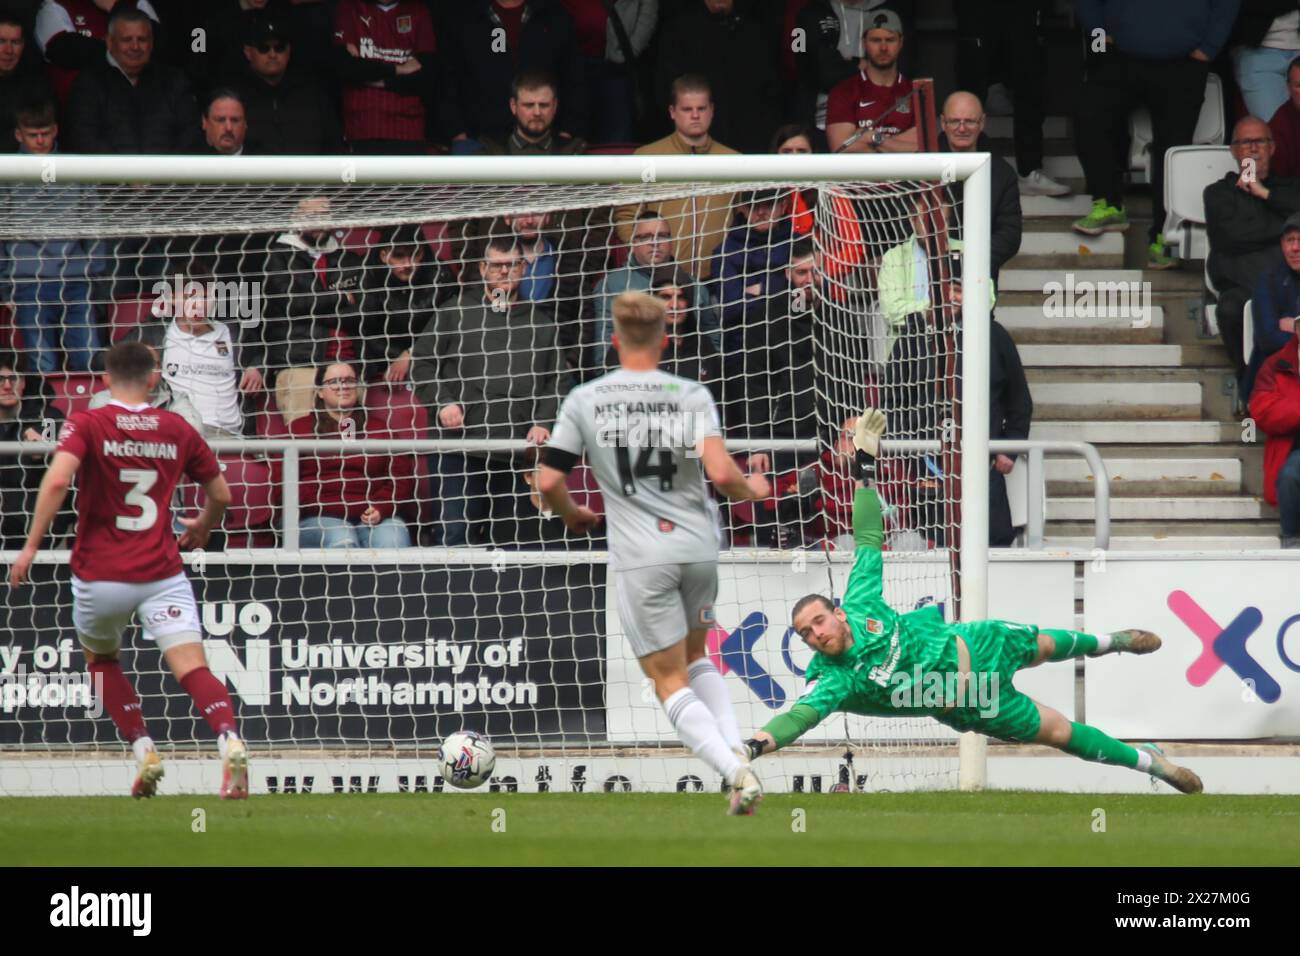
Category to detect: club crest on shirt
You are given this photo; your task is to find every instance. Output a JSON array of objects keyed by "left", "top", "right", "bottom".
[
  {"left": 396, "top": 15, "right": 412, "bottom": 33},
  {"left": 658, "top": 518, "right": 675, "bottom": 533},
  {"left": 865, "top": 617, "right": 884, "bottom": 635},
  {"left": 216, "top": 341, "right": 229, "bottom": 357}
]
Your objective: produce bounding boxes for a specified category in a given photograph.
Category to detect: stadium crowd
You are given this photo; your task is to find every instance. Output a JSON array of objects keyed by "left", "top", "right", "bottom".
[{"left": 0, "top": 0, "right": 1296, "bottom": 548}]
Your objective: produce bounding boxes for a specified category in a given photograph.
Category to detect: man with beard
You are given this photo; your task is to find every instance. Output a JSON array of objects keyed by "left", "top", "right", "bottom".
[
  {"left": 825, "top": 7, "right": 918, "bottom": 154},
  {"left": 480, "top": 72, "right": 585, "bottom": 155}
]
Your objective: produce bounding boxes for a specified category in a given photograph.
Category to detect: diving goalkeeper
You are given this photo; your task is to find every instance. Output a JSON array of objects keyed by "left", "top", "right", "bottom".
[{"left": 743, "top": 408, "right": 1203, "bottom": 794}]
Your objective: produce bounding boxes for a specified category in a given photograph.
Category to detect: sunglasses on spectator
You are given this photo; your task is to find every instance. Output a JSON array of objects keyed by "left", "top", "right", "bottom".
[
  {"left": 633, "top": 232, "right": 672, "bottom": 242},
  {"left": 1232, "top": 137, "right": 1272, "bottom": 147},
  {"left": 323, "top": 376, "right": 358, "bottom": 389},
  {"left": 255, "top": 42, "right": 288, "bottom": 53}
]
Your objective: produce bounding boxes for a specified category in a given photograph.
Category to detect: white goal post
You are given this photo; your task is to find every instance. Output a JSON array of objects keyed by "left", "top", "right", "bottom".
[{"left": 0, "top": 152, "right": 992, "bottom": 796}]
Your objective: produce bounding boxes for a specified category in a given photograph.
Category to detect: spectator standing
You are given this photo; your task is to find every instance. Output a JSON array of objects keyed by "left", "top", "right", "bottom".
[
  {"left": 410, "top": 236, "right": 562, "bottom": 547},
  {"left": 229, "top": 15, "right": 342, "bottom": 155},
  {"left": 1231, "top": 0, "right": 1300, "bottom": 123},
  {"left": 561, "top": 0, "right": 656, "bottom": 143},
  {"left": 955, "top": 0, "right": 1070, "bottom": 197},
  {"left": 614, "top": 75, "right": 738, "bottom": 279},
  {"left": 480, "top": 72, "right": 586, "bottom": 155},
  {"left": 1247, "top": 318, "right": 1300, "bottom": 546},
  {"left": 179, "top": 0, "right": 287, "bottom": 98},
  {"left": 1071, "top": 0, "right": 1240, "bottom": 269},
  {"left": 2, "top": 96, "right": 102, "bottom": 374},
  {"left": 985, "top": 317, "right": 1033, "bottom": 547},
  {"left": 34, "top": 0, "right": 159, "bottom": 106},
  {"left": 87, "top": 342, "right": 204, "bottom": 433},
  {"left": 0, "top": 348, "right": 70, "bottom": 550},
  {"left": 333, "top": 0, "right": 438, "bottom": 154},
  {"left": 1205, "top": 115, "right": 1300, "bottom": 387},
  {"left": 64, "top": 7, "right": 199, "bottom": 154},
  {"left": 824, "top": 7, "right": 918, "bottom": 154},
  {"left": 939, "top": 91, "right": 1023, "bottom": 291},
  {"left": 1268, "top": 55, "right": 1300, "bottom": 177},
  {"left": 444, "top": 0, "right": 587, "bottom": 149},
  {"left": 0, "top": 14, "right": 51, "bottom": 154},
  {"left": 1245, "top": 213, "right": 1300, "bottom": 398},
  {"left": 653, "top": 0, "right": 781, "bottom": 154},
  {"left": 280, "top": 361, "right": 415, "bottom": 549}
]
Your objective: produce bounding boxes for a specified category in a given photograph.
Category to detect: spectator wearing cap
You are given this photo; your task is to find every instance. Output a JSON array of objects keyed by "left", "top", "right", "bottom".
[
  {"left": 480, "top": 72, "right": 586, "bottom": 155},
  {"left": 1244, "top": 212, "right": 1300, "bottom": 400},
  {"left": 794, "top": 1, "right": 902, "bottom": 138},
  {"left": 333, "top": 0, "right": 439, "bottom": 154},
  {"left": 0, "top": 14, "right": 52, "bottom": 154},
  {"left": 1247, "top": 314, "right": 1300, "bottom": 547},
  {"left": 229, "top": 14, "right": 342, "bottom": 155},
  {"left": 34, "top": 0, "right": 160, "bottom": 107},
  {"left": 200, "top": 89, "right": 251, "bottom": 155},
  {"left": 955, "top": 0, "right": 1069, "bottom": 197},
  {"left": 444, "top": 0, "right": 588, "bottom": 149},
  {"left": 181, "top": 0, "right": 290, "bottom": 98},
  {"left": 1205, "top": 115, "right": 1300, "bottom": 389},
  {"left": 825, "top": 7, "right": 919, "bottom": 154},
  {"left": 1071, "top": 0, "right": 1240, "bottom": 270},
  {"left": 653, "top": 0, "right": 781, "bottom": 154},
  {"left": 939, "top": 91, "right": 1022, "bottom": 291},
  {"left": 1268, "top": 56, "right": 1300, "bottom": 178},
  {"left": 64, "top": 6, "right": 200, "bottom": 153},
  {"left": 613, "top": 75, "right": 737, "bottom": 279}
]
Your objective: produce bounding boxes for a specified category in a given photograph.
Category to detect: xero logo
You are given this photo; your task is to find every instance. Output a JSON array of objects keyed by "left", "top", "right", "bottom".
[{"left": 1166, "top": 591, "right": 1300, "bottom": 703}]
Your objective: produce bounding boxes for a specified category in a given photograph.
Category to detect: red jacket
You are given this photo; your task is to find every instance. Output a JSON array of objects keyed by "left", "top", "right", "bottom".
[
  {"left": 1248, "top": 336, "right": 1300, "bottom": 506},
  {"left": 1271, "top": 100, "right": 1300, "bottom": 180},
  {"left": 278, "top": 411, "right": 417, "bottom": 522}
]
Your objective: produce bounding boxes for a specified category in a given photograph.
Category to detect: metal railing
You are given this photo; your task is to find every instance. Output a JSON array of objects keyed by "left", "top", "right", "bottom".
[{"left": 0, "top": 437, "right": 1110, "bottom": 551}]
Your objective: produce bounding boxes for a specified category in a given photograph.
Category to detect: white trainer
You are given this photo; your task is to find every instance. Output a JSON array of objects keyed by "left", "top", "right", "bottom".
[{"left": 1018, "top": 169, "right": 1072, "bottom": 197}]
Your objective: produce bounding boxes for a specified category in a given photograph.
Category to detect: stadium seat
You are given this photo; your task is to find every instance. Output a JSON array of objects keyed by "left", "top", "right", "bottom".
[
  {"left": 109, "top": 297, "right": 157, "bottom": 343},
  {"left": 365, "top": 382, "right": 430, "bottom": 526},
  {"left": 46, "top": 373, "right": 101, "bottom": 417},
  {"left": 1162, "top": 145, "right": 1237, "bottom": 260},
  {"left": 253, "top": 390, "right": 291, "bottom": 437},
  {"left": 1129, "top": 73, "right": 1224, "bottom": 184},
  {"left": 341, "top": 227, "right": 378, "bottom": 251}
]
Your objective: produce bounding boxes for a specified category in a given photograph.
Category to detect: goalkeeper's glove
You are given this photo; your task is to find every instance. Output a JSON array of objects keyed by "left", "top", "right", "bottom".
[
  {"left": 744, "top": 738, "right": 766, "bottom": 761},
  {"left": 853, "top": 407, "right": 887, "bottom": 484}
]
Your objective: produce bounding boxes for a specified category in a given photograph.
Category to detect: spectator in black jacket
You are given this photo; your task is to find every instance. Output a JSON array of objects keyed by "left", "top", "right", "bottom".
[
  {"left": 939, "top": 91, "right": 1023, "bottom": 290},
  {"left": 229, "top": 14, "right": 341, "bottom": 155},
  {"left": 444, "top": 0, "right": 587, "bottom": 150},
  {"left": 34, "top": 0, "right": 160, "bottom": 107},
  {"left": 259, "top": 197, "right": 354, "bottom": 425},
  {"left": 0, "top": 14, "right": 52, "bottom": 154},
  {"left": 654, "top": 0, "right": 781, "bottom": 154},
  {"left": 1205, "top": 115, "right": 1300, "bottom": 387},
  {"left": 200, "top": 88, "right": 249, "bottom": 155},
  {"left": 987, "top": 318, "right": 1032, "bottom": 547},
  {"left": 479, "top": 71, "right": 586, "bottom": 155},
  {"left": 64, "top": 7, "right": 199, "bottom": 153},
  {"left": 0, "top": 348, "right": 70, "bottom": 549},
  {"left": 176, "top": 0, "right": 289, "bottom": 99}
]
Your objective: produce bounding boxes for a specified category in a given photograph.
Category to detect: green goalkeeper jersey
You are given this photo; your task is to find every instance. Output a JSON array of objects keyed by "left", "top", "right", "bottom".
[{"left": 794, "top": 487, "right": 959, "bottom": 723}]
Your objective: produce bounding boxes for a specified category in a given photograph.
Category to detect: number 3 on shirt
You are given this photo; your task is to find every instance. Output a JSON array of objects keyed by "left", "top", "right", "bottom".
[
  {"left": 614, "top": 446, "right": 677, "bottom": 496},
  {"left": 116, "top": 468, "right": 159, "bottom": 531}
]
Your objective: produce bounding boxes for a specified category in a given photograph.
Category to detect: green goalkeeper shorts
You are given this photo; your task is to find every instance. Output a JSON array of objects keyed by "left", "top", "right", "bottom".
[{"left": 938, "top": 619, "right": 1043, "bottom": 742}]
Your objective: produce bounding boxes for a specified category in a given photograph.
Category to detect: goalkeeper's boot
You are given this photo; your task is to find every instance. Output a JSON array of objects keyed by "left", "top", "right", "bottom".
[
  {"left": 1140, "top": 743, "right": 1203, "bottom": 794},
  {"left": 220, "top": 736, "right": 249, "bottom": 800},
  {"left": 1107, "top": 629, "right": 1162, "bottom": 655},
  {"left": 131, "top": 750, "right": 165, "bottom": 799},
  {"left": 727, "top": 764, "right": 763, "bottom": 816}
]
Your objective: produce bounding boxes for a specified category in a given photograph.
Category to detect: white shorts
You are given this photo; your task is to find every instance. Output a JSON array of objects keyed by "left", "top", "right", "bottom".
[
  {"left": 614, "top": 561, "right": 718, "bottom": 659},
  {"left": 71, "top": 572, "right": 203, "bottom": 656}
]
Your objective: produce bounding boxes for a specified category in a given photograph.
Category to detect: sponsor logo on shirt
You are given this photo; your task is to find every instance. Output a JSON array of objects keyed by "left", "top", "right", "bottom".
[
  {"left": 866, "top": 618, "right": 884, "bottom": 635},
  {"left": 658, "top": 518, "right": 675, "bottom": 533},
  {"left": 115, "top": 414, "right": 160, "bottom": 432}
]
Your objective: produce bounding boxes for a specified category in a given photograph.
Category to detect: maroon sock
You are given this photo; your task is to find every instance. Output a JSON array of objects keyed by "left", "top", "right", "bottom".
[
  {"left": 179, "top": 667, "right": 237, "bottom": 736},
  {"left": 88, "top": 660, "right": 149, "bottom": 743}
]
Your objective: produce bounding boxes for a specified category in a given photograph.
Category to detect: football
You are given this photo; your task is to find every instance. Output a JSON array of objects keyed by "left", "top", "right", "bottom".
[{"left": 438, "top": 731, "right": 496, "bottom": 789}]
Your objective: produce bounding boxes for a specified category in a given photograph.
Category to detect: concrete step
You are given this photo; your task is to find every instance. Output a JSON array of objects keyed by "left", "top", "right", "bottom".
[
  {"left": 1049, "top": 495, "right": 1264, "bottom": 521},
  {"left": 986, "top": 115, "right": 1071, "bottom": 139},
  {"left": 1030, "top": 420, "right": 1225, "bottom": 443},
  {"left": 997, "top": 304, "right": 1166, "bottom": 344},
  {"left": 998, "top": 268, "right": 1146, "bottom": 293},
  {"left": 1021, "top": 194, "right": 1097, "bottom": 219},
  {"left": 1018, "top": 344, "right": 1183, "bottom": 367},
  {"left": 1008, "top": 231, "right": 1124, "bottom": 268},
  {"left": 1030, "top": 381, "right": 1202, "bottom": 420},
  {"left": 1046, "top": 457, "right": 1243, "bottom": 495},
  {"left": 1041, "top": 535, "right": 1283, "bottom": 551}
]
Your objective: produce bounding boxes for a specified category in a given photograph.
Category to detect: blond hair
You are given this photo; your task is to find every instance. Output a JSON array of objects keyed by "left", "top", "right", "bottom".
[{"left": 612, "top": 291, "right": 666, "bottom": 350}]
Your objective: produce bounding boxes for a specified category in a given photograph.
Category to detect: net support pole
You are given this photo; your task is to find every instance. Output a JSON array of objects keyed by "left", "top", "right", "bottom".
[{"left": 958, "top": 155, "right": 992, "bottom": 791}]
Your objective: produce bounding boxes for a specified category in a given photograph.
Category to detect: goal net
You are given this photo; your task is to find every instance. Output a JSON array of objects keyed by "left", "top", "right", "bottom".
[{"left": 0, "top": 153, "right": 990, "bottom": 796}]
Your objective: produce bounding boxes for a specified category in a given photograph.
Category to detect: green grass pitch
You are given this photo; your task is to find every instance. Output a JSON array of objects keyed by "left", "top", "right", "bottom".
[{"left": 4, "top": 792, "right": 1298, "bottom": 866}]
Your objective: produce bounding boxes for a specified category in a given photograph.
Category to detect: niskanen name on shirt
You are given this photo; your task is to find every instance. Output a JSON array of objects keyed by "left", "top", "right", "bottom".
[{"left": 102, "top": 440, "right": 178, "bottom": 460}]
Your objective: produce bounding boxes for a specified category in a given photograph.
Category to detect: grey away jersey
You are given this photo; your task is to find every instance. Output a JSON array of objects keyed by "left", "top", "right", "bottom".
[{"left": 548, "top": 368, "right": 723, "bottom": 571}]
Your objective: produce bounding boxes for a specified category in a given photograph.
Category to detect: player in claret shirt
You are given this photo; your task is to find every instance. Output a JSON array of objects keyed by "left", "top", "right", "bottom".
[
  {"left": 8, "top": 342, "right": 249, "bottom": 799},
  {"left": 742, "top": 407, "right": 1204, "bottom": 794}
]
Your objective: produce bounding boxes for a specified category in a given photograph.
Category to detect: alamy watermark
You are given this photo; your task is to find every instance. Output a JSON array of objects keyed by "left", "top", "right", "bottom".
[
  {"left": 889, "top": 667, "right": 1000, "bottom": 718},
  {"left": 1042, "top": 273, "right": 1152, "bottom": 329},
  {"left": 0, "top": 665, "right": 101, "bottom": 716},
  {"left": 151, "top": 272, "right": 262, "bottom": 328}
]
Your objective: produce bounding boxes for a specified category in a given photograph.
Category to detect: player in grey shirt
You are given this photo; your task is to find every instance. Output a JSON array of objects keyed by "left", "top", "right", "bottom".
[{"left": 537, "top": 292, "right": 770, "bottom": 815}]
